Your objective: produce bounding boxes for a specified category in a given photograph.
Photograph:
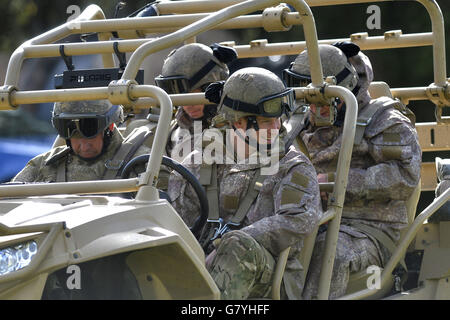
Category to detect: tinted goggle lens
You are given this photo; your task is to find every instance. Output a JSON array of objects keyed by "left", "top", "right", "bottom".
[
  {"left": 155, "top": 76, "right": 190, "bottom": 94},
  {"left": 259, "top": 89, "right": 294, "bottom": 116},
  {"left": 54, "top": 118, "right": 102, "bottom": 139},
  {"left": 79, "top": 118, "right": 101, "bottom": 137},
  {"left": 282, "top": 69, "right": 311, "bottom": 88},
  {"left": 262, "top": 97, "right": 282, "bottom": 116}
]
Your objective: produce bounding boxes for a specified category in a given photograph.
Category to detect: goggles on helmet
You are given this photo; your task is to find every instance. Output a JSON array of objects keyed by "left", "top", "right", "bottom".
[
  {"left": 155, "top": 75, "right": 190, "bottom": 95},
  {"left": 155, "top": 60, "right": 220, "bottom": 94},
  {"left": 282, "top": 66, "right": 313, "bottom": 88},
  {"left": 223, "top": 88, "right": 294, "bottom": 118},
  {"left": 282, "top": 62, "right": 356, "bottom": 92},
  {"left": 52, "top": 105, "right": 119, "bottom": 139}
]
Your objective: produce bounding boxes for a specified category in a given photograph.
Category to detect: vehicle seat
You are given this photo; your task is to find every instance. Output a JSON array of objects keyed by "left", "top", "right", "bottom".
[
  {"left": 345, "top": 179, "right": 421, "bottom": 298},
  {"left": 368, "top": 81, "right": 393, "bottom": 99}
]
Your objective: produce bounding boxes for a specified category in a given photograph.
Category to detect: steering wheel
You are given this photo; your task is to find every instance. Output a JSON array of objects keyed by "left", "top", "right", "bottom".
[{"left": 119, "top": 154, "right": 209, "bottom": 239}]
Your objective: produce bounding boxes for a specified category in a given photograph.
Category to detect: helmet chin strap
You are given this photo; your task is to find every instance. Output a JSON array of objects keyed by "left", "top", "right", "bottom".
[{"left": 231, "top": 116, "right": 276, "bottom": 155}]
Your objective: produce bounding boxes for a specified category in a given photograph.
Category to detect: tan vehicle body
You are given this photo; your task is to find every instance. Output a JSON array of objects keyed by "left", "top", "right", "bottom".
[{"left": 0, "top": 0, "right": 448, "bottom": 300}]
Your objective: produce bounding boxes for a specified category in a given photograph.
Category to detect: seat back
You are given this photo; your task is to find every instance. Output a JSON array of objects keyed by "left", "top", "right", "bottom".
[{"left": 368, "top": 81, "right": 393, "bottom": 99}]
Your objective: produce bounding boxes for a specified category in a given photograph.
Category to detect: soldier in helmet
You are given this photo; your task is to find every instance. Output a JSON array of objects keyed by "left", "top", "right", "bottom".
[
  {"left": 12, "top": 100, "right": 151, "bottom": 183},
  {"left": 282, "top": 43, "right": 422, "bottom": 299},
  {"left": 168, "top": 67, "right": 322, "bottom": 299},
  {"left": 155, "top": 42, "right": 237, "bottom": 160}
]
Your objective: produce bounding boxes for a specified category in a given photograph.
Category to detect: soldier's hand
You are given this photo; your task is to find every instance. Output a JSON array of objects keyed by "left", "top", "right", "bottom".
[
  {"left": 317, "top": 173, "right": 329, "bottom": 202},
  {"left": 205, "top": 249, "right": 217, "bottom": 269}
]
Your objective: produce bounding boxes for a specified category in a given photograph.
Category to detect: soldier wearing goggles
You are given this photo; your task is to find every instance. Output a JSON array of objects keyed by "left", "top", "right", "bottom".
[
  {"left": 12, "top": 100, "right": 151, "bottom": 183},
  {"left": 168, "top": 67, "right": 321, "bottom": 300},
  {"left": 155, "top": 43, "right": 237, "bottom": 158},
  {"left": 285, "top": 43, "right": 421, "bottom": 300}
]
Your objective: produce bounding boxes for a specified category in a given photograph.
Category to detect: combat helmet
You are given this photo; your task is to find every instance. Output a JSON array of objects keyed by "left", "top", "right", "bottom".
[
  {"left": 155, "top": 43, "right": 237, "bottom": 94},
  {"left": 206, "top": 67, "right": 294, "bottom": 128},
  {"left": 282, "top": 43, "right": 361, "bottom": 126},
  {"left": 52, "top": 100, "right": 124, "bottom": 139},
  {"left": 283, "top": 43, "right": 360, "bottom": 95}
]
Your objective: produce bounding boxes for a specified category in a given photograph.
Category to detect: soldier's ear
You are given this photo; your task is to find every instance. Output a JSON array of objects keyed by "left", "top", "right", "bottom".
[{"left": 232, "top": 117, "right": 247, "bottom": 130}]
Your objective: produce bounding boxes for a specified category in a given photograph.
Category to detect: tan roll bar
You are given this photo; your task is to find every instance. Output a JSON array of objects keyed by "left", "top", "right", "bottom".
[
  {"left": 0, "top": 0, "right": 446, "bottom": 300},
  {"left": 0, "top": 0, "right": 326, "bottom": 200},
  {"left": 309, "top": 86, "right": 359, "bottom": 299},
  {"left": 121, "top": 0, "right": 324, "bottom": 86},
  {"left": 151, "top": 0, "right": 446, "bottom": 83},
  {"left": 18, "top": 32, "right": 434, "bottom": 60},
  {"left": 4, "top": 4, "right": 114, "bottom": 88},
  {"left": 2, "top": 1, "right": 446, "bottom": 115}
]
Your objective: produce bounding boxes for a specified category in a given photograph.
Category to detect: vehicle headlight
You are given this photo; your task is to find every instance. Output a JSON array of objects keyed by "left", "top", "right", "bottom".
[{"left": 0, "top": 241, "right": 38, "bottom": 276}]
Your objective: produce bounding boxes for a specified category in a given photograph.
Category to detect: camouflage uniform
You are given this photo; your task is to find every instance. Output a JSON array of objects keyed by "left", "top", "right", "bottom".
[
  {"left": 166, "top": 105, "right": 217, "bottom": 159},
  {"left": 12, "top": 100, "right": 151, "bottom": 183},
  {"left": 292, "top": 46, "right": 422, "bottom": 299},
  {"left": 12, "top": 127, "right": 150, "bottom": 183},
  {"left": 168, "top": 67, "right": 322, "bottom": 300},
  {"left": 169, "top": 146, "right": 321, "bottom": 299}
]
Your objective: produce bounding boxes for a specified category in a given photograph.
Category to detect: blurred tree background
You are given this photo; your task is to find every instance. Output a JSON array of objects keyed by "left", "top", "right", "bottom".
[
  {"left": 0, "top": 0, "right": 448, "bottom": 205},
  {"left": 0, "top": 0, "right": 447, "bottom": 118}
]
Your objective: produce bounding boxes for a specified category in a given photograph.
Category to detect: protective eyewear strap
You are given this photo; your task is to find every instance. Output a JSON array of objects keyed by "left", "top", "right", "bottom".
[
  {"left": 188, "top": 60, "right": 219, "bottom": 90},
  {"left": 282, "top": 68, "right": 311, "bottom": 87},
  {"left": 335, "top": 66, "right": 360, "bottom": 95},
  {"left": 223, "top": 96, "right": 260, "bottom": 114},
  {"left": 335, "top": 67, "right": 351, "bottom": 84}
]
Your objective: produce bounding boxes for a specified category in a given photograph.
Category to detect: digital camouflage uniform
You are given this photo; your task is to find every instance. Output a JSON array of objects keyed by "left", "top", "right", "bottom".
[
  {"left": 295, "top": 46, "right": 422, "bottom": 299},
  {"left": 12, "top": 100, "right": 151, "bottom": 183},
  {"left": 166, "top": 105, "right": 217, "bottom": 159},
  {"left": 168, "top": 67, "right": 322, "bottom": 300}
]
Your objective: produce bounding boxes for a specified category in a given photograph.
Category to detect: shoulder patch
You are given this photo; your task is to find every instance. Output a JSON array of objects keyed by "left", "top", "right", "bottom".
[
  {"left": 290, "top": 171, "right": 310, "bottom": 188},
  {"left": 281, "top": 186, "right": 304, "bottom": 205},
  {"left": 381, "top": 145, "right": 403, "bottom": 160},
  {"left": 383, "top": 132, "right": 401, "bottom": 143}
]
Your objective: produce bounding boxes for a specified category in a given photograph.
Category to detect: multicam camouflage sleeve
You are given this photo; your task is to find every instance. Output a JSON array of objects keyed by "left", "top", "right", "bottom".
[{"left": 241, "top": 152, "right": 322, "bottom": 257}]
